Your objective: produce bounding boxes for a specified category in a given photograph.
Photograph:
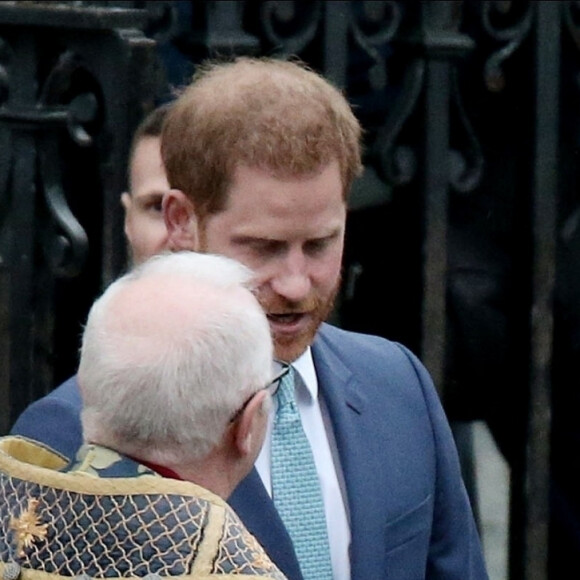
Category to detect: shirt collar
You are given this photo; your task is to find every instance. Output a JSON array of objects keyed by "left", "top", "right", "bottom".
[{"left": 289, "top": 347, "right": 318, "bottom": 403}]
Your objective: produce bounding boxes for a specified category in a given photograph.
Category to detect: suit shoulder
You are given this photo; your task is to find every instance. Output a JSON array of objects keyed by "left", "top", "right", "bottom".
[
  {"left": 314, "top": 323, "right": 431, "bottom": 388},
  {"left": 45, "top": 375, "right": 82, "bottom": 404},
  {"left": 10, "top": 375, "right": 83, "bottom": 459},
  {"left": 317, "top": 323, "right": 417, "bottom": 362},
  {"left": 12, "top": 375, "right": 82, "bottom": 421}
]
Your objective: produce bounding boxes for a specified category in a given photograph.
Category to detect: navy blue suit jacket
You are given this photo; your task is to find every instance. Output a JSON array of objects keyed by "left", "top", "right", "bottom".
[{"left": 11, "top": 323, "right": 488, "bottom": 580}]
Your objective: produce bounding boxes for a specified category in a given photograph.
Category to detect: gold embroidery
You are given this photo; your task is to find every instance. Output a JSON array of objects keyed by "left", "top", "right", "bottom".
[
  {"left": 9, "top": 498, "right": 48, "bottom": 557},
  {"left": 248, "top": 534, "right": 270, "bottom": 569}
]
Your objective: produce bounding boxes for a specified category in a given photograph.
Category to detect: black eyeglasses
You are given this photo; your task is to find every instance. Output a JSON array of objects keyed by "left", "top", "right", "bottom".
[{"left": 229, "top": 362, "right": 291, "bottom": 423}]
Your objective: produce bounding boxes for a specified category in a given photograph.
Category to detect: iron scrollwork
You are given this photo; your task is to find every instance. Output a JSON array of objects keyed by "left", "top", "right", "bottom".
[
  {"left": 374, "top": 2, "right": 481, "bottom": 194},
  {"left": 449, "top": 67, "right": 484, "bottom": 195},
  {"left": 375, "top": 58, "right": 424, "bottom": 188},
  {"left": 348, "top": 0, "right": 418, "bottom": 188},
  {"left": 37, "top": 50, "right": 97, "bottom": 278},
  {"left": 0, "top": 50, "right": 98, "bottom": 278},
  {"left": 351, "top": 1, "right": 402, "bottom": 91},
  {"left": 480, "top": 0, "right": 534, "bottom": 92},
  {"left": 141, "top": 0, "right": 182, "bottom": 44},
  {"left": 259, "top": 0, "right": 323, "bottom": 57}
]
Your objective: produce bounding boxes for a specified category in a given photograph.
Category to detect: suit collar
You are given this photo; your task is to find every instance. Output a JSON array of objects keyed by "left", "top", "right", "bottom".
[
  {"left": 312, "top": 325, "right": 379, "bottom": 579},
  {"left": 229, "top": 468, "right": 303, "bottom": 580},
  {"left": 312, "top": 324, "right": 366, "bottom": 415}
]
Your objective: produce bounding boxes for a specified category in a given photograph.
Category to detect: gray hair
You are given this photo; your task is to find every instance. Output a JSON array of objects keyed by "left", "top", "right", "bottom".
[{"left": 78, "top": 251, "right": 273, "bottom": 466}]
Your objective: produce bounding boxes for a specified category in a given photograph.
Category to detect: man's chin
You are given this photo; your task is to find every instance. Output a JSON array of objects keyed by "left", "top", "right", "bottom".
[
  {"left": 265, "top": 290, "right": 337, "bottom": 362},
  {"left": 273, "top": 327, "right": 318, "bottom": 363}
]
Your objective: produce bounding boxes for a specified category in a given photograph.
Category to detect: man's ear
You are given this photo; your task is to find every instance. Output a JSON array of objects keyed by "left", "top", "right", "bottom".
[
  {"left": 233, "top": 390, "right": 268, "bottom": 457},
  {"left": 120, "top": 191, "right": 131, "bottom": 212},
  {"left": 163, "top": 189, "right": 198, "bottom": 251},
  {"left": 120, "top": 192, "right": 132, "bottom": 236}
]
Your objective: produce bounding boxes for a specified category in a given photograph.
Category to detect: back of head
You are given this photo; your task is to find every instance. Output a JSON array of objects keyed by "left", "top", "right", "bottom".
[
  {"left": 162, "top": 56, "right": 363, "bottom": 218},
  {"left": 133, "top": 102, "right": 172, "bottom": 146},
  {"left": 127, "top": 102, "right": 172, "bottom": 188},
  {"left": 78, "top": 251, "right": 273, "bottom": 466}
]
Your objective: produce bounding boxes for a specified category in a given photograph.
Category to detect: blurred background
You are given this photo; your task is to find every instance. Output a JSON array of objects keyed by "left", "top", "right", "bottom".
[{"left": 1, "top": 2, "right": 577, "bottom": 578}]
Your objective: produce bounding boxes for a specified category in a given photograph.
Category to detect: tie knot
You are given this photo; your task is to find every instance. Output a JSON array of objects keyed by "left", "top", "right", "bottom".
[{"left": 276, "top": 365, "right": 297, "bottom": 410}]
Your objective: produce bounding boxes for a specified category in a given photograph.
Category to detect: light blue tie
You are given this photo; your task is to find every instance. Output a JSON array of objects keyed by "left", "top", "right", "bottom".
[{"left": 271, "top": 366, "right": 333, "bottom": 580}]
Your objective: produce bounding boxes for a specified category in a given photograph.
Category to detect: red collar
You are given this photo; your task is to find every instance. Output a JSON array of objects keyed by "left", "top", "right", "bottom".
[{"left": 132, "top": 457, "right": 184, "bottom": 481}]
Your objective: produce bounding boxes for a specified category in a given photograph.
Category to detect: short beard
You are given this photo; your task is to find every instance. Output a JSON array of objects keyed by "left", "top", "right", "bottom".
[{"left": 268, "top": 277, "right": 340, "bottom": 363}]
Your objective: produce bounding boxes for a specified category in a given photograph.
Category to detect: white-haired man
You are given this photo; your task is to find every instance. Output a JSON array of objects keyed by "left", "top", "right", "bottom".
[{"left": 0, "top": 251, "right": 287, "bottom": 579}]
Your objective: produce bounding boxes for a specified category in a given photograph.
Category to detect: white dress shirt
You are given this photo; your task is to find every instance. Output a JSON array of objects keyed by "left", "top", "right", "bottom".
[{"left": 255, "top": 348, "right": 351, "bottom": 580}]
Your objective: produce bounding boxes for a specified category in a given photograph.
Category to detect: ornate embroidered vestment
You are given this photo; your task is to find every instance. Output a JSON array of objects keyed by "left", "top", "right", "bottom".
[{"left": 0, "top": 437, "right": 287, "bottom": 580}]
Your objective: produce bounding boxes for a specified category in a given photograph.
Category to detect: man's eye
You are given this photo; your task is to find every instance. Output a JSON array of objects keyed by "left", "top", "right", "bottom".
[
  {"left": 146, "top": 199, "right": 163, "bottom": 213},
  {"left": 236, "top": 238, "right": 286, "bottom": 257},
  {"left": 305, "top": 238, "right": 331, "bottom": 255},
  {"left": 252, "top": 240, "right": 285, "bottom": 255}
]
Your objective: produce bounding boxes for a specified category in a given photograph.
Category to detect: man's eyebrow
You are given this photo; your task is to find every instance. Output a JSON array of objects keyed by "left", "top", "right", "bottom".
[
  {"left": 133, "top": 190, "right": 165, "bottom": 200},
  {"left": 305, "top": 228, "right": 344, "bottom": 242},
  {"left": 230, "top": 235, "right": 284, "bottom": 244},
  {"left": 319, "top": 228, "right": 343, "bottom": 238},
  {"left": 231, "top": 228, "right": 343, "bottom": 243}
]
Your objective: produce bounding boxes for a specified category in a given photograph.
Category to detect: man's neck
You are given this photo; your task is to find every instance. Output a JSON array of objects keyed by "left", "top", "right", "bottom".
[{"left": 132, "top": 451, "right": 240, "bottom": 500}]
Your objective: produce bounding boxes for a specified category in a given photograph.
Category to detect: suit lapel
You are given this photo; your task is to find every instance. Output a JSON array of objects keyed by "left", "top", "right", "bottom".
[
  {"left": 312, "top": 326, "right": 377, "bottom": 580},
  {"left": 229, "top": 467, "right": 304, "bottom": 580}
]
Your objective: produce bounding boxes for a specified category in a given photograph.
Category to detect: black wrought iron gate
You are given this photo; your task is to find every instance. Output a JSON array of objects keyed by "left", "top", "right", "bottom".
[{"left": 2, "top": 2, "right": 579, "bottom": 579}]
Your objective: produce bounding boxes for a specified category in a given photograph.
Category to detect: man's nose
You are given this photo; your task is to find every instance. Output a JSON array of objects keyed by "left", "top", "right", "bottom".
[{"left": 270, "top": 252, "right": 311, "bottom": 302}]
